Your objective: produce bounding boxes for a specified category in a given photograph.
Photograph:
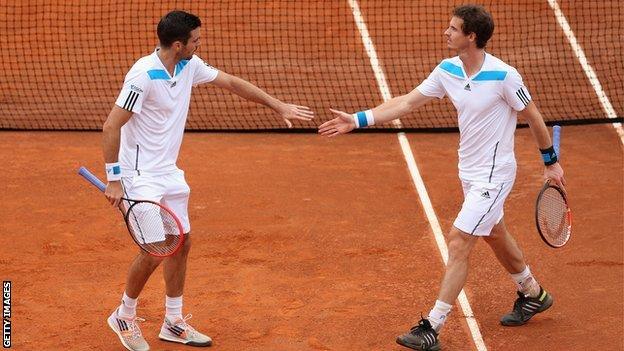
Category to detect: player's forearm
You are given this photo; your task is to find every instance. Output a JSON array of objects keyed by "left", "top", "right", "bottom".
[
  {"left": 370, "top": 95, "right": 413, "bottom": 124},
  {"left": 522, "top": 102, "right": 552, "bottom": 149},
  {"left": 226, "top": 76, "right": 282, "bottom": 111},
  {"left": 527, "top": 119, "right": 552, "bottom": 149}
]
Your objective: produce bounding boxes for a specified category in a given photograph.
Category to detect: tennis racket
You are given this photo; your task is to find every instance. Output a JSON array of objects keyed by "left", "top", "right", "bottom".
[
  {"left": 78, "top": 166, "right": 185, "bottom": 257},
  {"left": 535, "top": 125, "right": 572, "bottom": 248}
]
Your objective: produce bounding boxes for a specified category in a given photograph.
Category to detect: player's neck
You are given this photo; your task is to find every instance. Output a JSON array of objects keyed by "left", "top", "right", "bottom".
[
  {"left": 458, "top": 49, "right": 486, "bottom": 77},
  {"left": 156, "top": 48, "right": 179, "bottom": 77}
]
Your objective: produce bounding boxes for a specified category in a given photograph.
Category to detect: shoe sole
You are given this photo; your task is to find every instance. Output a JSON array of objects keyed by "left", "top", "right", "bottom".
[
  {"left": 396, "top": 337, "right": 441, "bottom": 351},
  {"left": 158, "top": 333, "right": 212, "bottom": 347},
  {"left": 500, "top": 294, "right": 554, "bottom": 327},
  {"left": 108, "top": 317, "right": 149, "bottom": 351}
]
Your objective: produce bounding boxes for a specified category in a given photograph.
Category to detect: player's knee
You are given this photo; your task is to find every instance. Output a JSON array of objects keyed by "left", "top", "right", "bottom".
[
  {"left": 139, "top": 250, "right": 164, "bottom": 268},
  {"left": 483, "top": 232, "right": 499, "bottom": 244},
  {"left": 180, "top": 233, "right": 192, "bottom": 254},
  {"left": 447, "top": 237, "right": 472, "bottom": 262},
  {"left": 485, "top": 224, "right": 507, "bottom": 244}
]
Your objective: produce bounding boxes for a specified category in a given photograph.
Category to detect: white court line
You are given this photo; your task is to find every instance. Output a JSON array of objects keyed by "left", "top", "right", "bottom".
[
  {"left": 347, "top": 1, "right": 487, "bottom": 350},
  {"left": 547, "top": 0, "right": 624, "bottom": 144}
]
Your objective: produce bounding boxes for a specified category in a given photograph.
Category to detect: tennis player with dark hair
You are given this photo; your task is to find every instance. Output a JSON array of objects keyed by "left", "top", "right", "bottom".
[
  {"left": 319, "top": 5, "right": 564, "bottom": 351},
  {"left": 103, "top": 10, "right": 313, "bottom": 350}
]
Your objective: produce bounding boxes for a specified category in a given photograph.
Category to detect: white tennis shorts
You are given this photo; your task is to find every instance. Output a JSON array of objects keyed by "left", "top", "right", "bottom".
[
  {"left": 121, "top": 170, "right": 191, "bottom": 233},
  {"left": 453, "top": 178, "right": 515, "bottom": 236}
]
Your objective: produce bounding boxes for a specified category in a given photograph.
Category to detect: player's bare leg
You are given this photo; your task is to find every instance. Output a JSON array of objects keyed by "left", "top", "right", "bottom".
[
  {"left": 397, "top": 226, "right": 478, "bottom": 350},
  {"left": 483, "top": 218, "right": 525, "bottom": 274},
  {"left": 163, "top": 233, "right": 192, "bottom": 297},
  {"left": 108, "top": 251, "right": 163, "bottom": 351},
  {"left": 158, "top": 235, "right": 212, "bottom": 346},
  {"left": 125, "top": 251, "right": 165, "bottom": 298},
  {"left": 485, "top": 218, "right": 553, "bottom": 326},
  {"left": 437, "top": 226, "right": 479, "bottom": 305}
]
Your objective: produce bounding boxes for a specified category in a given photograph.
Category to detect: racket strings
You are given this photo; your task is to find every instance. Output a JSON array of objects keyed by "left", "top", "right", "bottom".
[
  {"left": 537, "top": 187, "right": 570, "bottom": 246},
  {"left": 126, "top": 202, "right": 183, "bottom": 256}
]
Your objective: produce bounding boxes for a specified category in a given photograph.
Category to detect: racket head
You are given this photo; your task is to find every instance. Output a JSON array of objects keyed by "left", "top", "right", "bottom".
[
  {"left": 535, "top": 182, "right": 572, "bottom": 248},
  {"left": 123, "top": 200, "right": 185, "bottom": 257}
]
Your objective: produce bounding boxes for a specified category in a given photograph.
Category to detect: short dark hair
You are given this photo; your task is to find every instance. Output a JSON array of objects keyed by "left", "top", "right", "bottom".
[
  {"left": 452, "top": 5, "right": 494, "bottom": 49},
  {"left": 157, "top": 11, "right": 201, "bottom": 48}
]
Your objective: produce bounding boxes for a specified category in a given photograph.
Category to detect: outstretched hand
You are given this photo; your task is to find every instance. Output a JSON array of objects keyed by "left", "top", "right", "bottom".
[
  {"left": 318, "top": 108, "right": 356, "bottom": 137},
  {"left": 277, "top": 103, "right": 314, "bottom": 128}
]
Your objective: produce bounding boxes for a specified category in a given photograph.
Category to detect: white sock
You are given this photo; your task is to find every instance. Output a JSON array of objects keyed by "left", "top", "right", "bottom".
[
  {"left": 427, "top": 300, "right": 453, "bottom": 332},
  {"left": 118, "top": 292, "right": 137, "bottom": 319},
  {"left": 511, "top": 265, "right": 540, "bottom": 297},
  {"left": 165, "top": 295, "right": 183, "bottom": 321}
]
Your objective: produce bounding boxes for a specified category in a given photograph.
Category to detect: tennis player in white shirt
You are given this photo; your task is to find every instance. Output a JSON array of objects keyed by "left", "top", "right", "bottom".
[
  {"left": 319, "top": 5, "right": 564, "bottom": 350},
  {"left": 103, "top": 10, "right": 313, "bottom": 351}
]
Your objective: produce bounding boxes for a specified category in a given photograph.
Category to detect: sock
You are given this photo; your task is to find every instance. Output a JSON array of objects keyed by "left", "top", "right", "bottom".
[
  {"left": 427, "top": 300, "right": 453, "bottom": 332},
  {"left": 165, "top": 295, "right": 183, "bottom": 321},
  {"left": 118, "top": 292, "right": 137, "bottom": 319},
  {"left": 511, "top": 265, "right": 541, "bottom": 297}
]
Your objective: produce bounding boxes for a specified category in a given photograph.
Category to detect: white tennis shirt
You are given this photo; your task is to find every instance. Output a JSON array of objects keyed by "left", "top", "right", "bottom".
[
  {"left": 115, "top": 49, "right": 219, "bottom": 175},
  {"left": 417, "top": 53, "right": 531, "bottom": 182}
]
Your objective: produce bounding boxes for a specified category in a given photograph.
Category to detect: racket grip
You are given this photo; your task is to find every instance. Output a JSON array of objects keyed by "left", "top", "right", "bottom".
[
  {"left": 78, "top": 166, "right": 107, "bottom": 192},
  {"left": 552, "top": 125, "right": 561, "bottom": 157}
]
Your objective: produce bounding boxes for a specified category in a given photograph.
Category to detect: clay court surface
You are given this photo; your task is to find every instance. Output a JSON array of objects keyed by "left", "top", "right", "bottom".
[
  {"left": 1, "top": 125, "right": 622, "bottom": 350},
  {"left": 1, "top": 1, "right": 623, "bottom": 350}
]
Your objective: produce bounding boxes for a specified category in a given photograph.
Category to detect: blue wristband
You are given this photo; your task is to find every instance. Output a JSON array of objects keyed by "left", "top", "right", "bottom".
[
  {"left": 540, "top": 146, "right": 558, "bottom": 166},
  {"left": 105, "top": 162, "right": 122, "bottom": 181},
  {"left": 352, "top": 110, "right": 375, "bottom": 128}
]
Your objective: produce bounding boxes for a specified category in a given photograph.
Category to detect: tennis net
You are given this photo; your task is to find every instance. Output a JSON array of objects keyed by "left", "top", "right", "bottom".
[{"left": 1, "top": 1, "right": 621, "bottom": 130}]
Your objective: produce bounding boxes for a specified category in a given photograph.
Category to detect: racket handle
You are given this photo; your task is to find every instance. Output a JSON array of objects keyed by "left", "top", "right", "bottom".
[
  {"left": 552, "top": 125, "right": 561, "bottom": 158},
  {"left": 78, "top": 166, "right": 107, "bottom": 192}
]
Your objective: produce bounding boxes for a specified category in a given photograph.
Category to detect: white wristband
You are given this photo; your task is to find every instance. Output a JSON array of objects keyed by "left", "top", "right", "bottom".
[
  {"left": 352, "top": 110, "right": 375, "bottom": 128},
  {"left": 105, "top": 162, "right": 122, "bottom": 181}
]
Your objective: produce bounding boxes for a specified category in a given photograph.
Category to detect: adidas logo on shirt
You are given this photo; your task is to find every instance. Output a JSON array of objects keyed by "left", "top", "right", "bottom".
[
  {"left": 464, "top": 83, "right": 471, "bottom": 91},
  {"left": 481, "top": 191, "right": 490, "bottom": 199}
]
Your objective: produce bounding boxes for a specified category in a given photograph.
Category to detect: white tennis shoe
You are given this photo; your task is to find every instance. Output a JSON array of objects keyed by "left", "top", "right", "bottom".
[
  {"left": 159, "top": 314, "right": 213, "bottom": 347},
  {"left": 107, "top": 309, "right": 150, "bottom": 351}
]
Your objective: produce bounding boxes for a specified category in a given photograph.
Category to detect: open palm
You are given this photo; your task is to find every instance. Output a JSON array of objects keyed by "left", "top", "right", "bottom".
[
  {"left": 278, "top": 104, "right": 314, "bottom": 128},
  {"left": 318, "top": 108, "right": 356, "bottom": 137}
]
